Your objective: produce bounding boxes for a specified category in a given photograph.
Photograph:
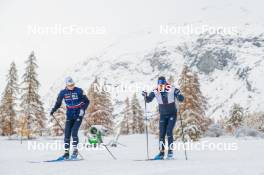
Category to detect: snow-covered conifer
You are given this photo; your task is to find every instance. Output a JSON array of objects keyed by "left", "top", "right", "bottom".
[
  {"left": 20, "top": 52, "right": 46, "bottom": 138},
  {"left": 0, "top": 62, "right": 19, "bottom": 137}
]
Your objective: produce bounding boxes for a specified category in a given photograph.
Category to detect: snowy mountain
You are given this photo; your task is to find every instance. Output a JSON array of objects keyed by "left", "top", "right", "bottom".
[{"left": 46, "top": 29, "right": 264, "bottom": 120}]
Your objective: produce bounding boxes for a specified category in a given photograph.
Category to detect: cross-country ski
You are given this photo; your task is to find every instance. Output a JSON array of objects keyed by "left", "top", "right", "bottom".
[{"left": 29, "top": 158, "right": 84, "bottom": 163}]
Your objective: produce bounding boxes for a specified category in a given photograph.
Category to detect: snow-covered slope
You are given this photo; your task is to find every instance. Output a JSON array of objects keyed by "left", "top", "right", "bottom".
[
  {"left": 46, "top": 30, "right": 264, "bottom": 119},
  {"left": 45, "top": 0, "right": 264, "bottom": 119},
  {"left": 182, "top": 33, "right": 264, "bottom": 118}
]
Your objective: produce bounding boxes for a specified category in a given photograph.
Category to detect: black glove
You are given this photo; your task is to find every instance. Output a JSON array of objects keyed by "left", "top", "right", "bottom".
[
  {"left": 142, "top": 91, "right": 147, "bottom": 97},
  {"left": 50, "top": 110, "right": 55, "bottom": 116}
]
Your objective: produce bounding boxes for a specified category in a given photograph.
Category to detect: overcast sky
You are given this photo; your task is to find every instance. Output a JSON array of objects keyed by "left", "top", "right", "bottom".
[{"left": 0, "top": 0, "right": 263, "bottom": 96}]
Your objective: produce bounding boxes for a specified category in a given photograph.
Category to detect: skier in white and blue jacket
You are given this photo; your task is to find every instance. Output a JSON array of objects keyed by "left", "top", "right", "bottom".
[
  {"left": 50, "top": 77, "right": 89, "bottom": 160},
  {"left": 142, "top": 76, "right": 184, "bottom": 160}
]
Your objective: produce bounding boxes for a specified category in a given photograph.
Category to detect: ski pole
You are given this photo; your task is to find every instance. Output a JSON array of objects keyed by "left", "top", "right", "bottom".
[
  {"left": 51, "top": 114, "right": 85, "bottom": 160},
  {"left": 178, "top": 111, "right": 188, "bottom": 160},
  {"left": 51, "top": 114, "right": 64, "bottom": 131},
  {"left": 144, "top": 96, "right": 150, "bottom": 160},
  {"left": 102, "top": 144, "right": 117, "bottom": 160}
]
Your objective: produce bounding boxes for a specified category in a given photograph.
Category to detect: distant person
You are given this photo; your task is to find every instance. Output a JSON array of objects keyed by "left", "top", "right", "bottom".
[
  {"left": 50, "top": 77, "right": 89, "bottom": 160},
  {"left": 142, "top": 76, "right": 184, "bottom": 160}
]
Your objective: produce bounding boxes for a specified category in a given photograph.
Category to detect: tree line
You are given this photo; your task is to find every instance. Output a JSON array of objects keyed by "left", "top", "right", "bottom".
[
  {"left": 0, "top": 51, "right": 46, "bottom": 139},
  {"left": 2, "top": 53, "right": 261, "bottom": 141},
  {"left": 0, "top": 55, "right": 213, "bottom": 141}
]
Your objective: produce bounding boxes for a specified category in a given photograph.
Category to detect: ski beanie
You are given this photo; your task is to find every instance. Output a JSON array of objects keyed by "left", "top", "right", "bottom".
[
  {"left": 158, "top": 76, "right": 166, "bottom": 85},
  {"left": 65, "top": 76, "right": 75, "bottom": 86}
]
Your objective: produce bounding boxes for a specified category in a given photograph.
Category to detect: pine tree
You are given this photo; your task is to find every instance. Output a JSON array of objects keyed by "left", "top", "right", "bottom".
[
  {"left": 149, "top": 107, "right": 160, "bottom": 135},
  {"left": 131, "top": 93, "right": 144, "bottom": 134},
  {"left": 18, "top": 115, "right": 29, "bottom": 138},
  {"left": 0, "top": 62, "right": 19, "bottom": 137},
  {"left": 83, "top": 78, "right": 113, "bottom": 135},
  {"left": 174, "top": 66, "right": 209, "bottom": 141},
  {"left": 225, "top": 103, "right": 244, "bottom": 134},
  {"left": 0, "top": 104, "right": 3, "bottom": 135},
  {"left": 244, "top": 112, "right": 264, "bottom": 133},
  {"left": 36, "top": 102, "right": 46, "bottom": 136},
  {"left": 175, "top": 111, "right": 204, "bottom": 141},
  {"left": 50, "top": 105, "right": 66, "bottom": 136},
  {"left": 100, "top": 82, "right": 114, "bottom": 130},
  {"left": 0, "top": 106, "right": 3, "bottom": 135},
  {"left": 120, "top": 95, "right": 144, "bottom": 135},
  {"left": 178, "top": 66, "right": 207, "bottom": 116},
  {"left": 120, "top": 97, "right": 132, "bottom": 135},
  {"left": 20, "top": 51, "right": 46, "bottom": 138}
]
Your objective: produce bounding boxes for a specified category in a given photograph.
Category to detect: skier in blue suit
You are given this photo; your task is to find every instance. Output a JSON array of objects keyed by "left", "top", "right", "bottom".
[
  {"left": 142, "top": 76, "right": 184, "bottom": 160},
  {"left": 50, "top": 77, "right": 89, "bottom": 160}
]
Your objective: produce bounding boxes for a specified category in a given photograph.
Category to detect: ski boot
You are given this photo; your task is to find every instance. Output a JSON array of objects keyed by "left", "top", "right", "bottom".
[
  {"left": 154, "top": 152, "right": 165, "bottom": 160},
  {"left": 166, "top": 150, "right": 174, "bottom": 160},
  {"left": 57, "top": 151, "right": 69, "bottom": 161},
  {"left": 70, "top": 149, "right": 78, "bottom": 160}
]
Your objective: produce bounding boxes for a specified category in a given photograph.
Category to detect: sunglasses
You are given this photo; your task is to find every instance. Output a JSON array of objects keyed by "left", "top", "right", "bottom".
[
  {"left": 158, "top": 79, "right": 166, "bottom": 85},
  {"left": 67, "top": 84, "right": 75, "bottom": 88}
]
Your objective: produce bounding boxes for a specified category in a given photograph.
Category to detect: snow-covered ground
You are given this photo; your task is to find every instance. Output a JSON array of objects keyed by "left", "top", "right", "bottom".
[{"left": 1, "top": 134, "right": 264, "bottom": 175}]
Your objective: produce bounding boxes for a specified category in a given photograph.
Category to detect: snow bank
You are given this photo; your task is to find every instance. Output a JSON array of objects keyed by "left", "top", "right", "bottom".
[{"left": 235, "top": 127, "right": 264, "bottom": 138}]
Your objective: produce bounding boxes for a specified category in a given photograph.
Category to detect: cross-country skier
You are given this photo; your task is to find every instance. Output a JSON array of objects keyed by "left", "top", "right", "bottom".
[
  {"left": 142, "top": 76, "right": 184, "bottom": 160},
  {"left": 50, "top": 77, "right": 89, "bottom": 160}
]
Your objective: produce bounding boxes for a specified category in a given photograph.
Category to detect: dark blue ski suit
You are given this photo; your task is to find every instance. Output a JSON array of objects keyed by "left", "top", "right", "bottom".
[
  {"left": 51, "top": 87, "right": 89, "bottom": 150},
  {"left": 145, "top": 85, "right": 184, "bottom": 152}
]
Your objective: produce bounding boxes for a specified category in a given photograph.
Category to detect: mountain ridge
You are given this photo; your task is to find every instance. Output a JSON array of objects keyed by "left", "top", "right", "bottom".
[{"left": 46, "top": 30, "right": 264, "bottom": 120}]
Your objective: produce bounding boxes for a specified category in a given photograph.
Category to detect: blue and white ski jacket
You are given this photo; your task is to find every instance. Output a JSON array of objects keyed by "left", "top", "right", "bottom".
[
  {"left": 52, "top": 87, "right": 89, "bottom": 118},
  {"left": 145, "top": 84, "right": 184, "bottom": 116}
]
